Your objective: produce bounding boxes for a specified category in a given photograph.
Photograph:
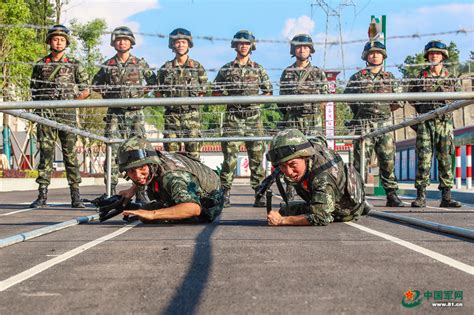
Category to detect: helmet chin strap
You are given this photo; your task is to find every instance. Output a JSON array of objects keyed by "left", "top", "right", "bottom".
[
  {"left": 366, "top": 60, "right": 383, "bottom": 67},
  {"left": 296, "top": 55, "right": 310, "bottom": 62},
  {"left": 236, "top": 49, "right": 251, "bottom": 58},
  {"left": 51, "top": 48, "right": 65, "bottom": 53},
  {"left": 175, "top": 49, "right": 189, "bottom": 57},
  {"left": 116, "top": 48, "right": 131, "bottom": 54}
]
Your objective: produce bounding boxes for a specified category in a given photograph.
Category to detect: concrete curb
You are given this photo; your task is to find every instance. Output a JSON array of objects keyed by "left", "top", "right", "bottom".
[{"left": 0, "top": 214, "right": 99, "bottom": 249}]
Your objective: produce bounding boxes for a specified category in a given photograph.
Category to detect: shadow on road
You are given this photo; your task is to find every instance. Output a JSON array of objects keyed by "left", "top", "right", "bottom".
[{"left": 163, "top": 222, "right": 217, "bottom": 315}]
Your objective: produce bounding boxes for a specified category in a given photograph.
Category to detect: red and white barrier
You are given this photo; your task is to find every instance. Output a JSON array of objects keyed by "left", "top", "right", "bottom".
[
  {"left": 455, "top": 146, "right": 462, "bottom": 189},
  {"left": 467, "top": 144, "right": 472, "bottom": 190}
]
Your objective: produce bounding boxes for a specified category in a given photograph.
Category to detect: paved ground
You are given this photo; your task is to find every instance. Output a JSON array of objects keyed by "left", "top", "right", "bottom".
[{"left": 0, "top": 185, "right": 472, "bottom": 314}]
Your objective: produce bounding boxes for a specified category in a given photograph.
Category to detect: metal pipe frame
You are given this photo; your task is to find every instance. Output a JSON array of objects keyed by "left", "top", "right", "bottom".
[
  {"left": 2, "top": 109, "right": 114, "bottom": 143},
  {"left": 368, "top": 210, "right": 474, "bottom": 240},
  {"left": 361, "top": 99, "right": 474, "bottom": 140},
  {"left": 1, "top": 92, "right": 473, "bottom": 110},
  {"left": 145, "top": 135, "right": 359, "bottom": 144},
  {"left": 106, "top": 144, "right": 112, "bottom": 197}
]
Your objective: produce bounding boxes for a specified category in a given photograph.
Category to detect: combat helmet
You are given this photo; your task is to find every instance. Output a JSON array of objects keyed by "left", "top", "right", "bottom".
[
  {"left": 424, "top": 40, "right": 449, "bottom": 60},
  {"left": 231, "top": 30, "right": 256, "bottom": 51},
  {"left": 169, "top": 28, "right": 193, "bottom": 49},
  {"left": 290, "top": 34, "right": 315, "bottom": 56},
  {"left": 361, "top": 40, "right": 387, "bottom": 61},
  {"left": 267, "top": 129, "right": 316, "bottom": 166},
  {"left": 118, "top": 136, "right": 160, "bottom": 173},
  {"left": 110, "top": 26, "right": 136, "bottom": 46},
  {"left": 46, "top": 24, "right": 71, "bottom": 45}
]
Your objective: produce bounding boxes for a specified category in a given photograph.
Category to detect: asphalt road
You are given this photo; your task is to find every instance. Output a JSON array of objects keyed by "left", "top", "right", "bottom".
[{"left": 0, "top": 185, "right": 472, "bottom": 314}]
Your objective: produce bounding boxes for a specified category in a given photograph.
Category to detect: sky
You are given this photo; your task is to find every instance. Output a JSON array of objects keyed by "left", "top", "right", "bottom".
[{"left": 61, "top": 0, "right": 474, "bottom": 85}]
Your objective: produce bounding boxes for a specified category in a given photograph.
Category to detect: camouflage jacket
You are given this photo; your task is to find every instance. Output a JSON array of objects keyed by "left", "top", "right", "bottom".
[
  {"left": 293, "top": 142, "right": 364, "bottom": 225},
  {"left": 279, "top": 62, "right": 328, "bottom": 115},
  {"left": 213, "top": 58, "right": 273, "bottom": 111},
  {"left": 30, "top": 53, "right": 89, "bottom": 101},
  {"left": 92, "top": 54, "right": 156, "bottom": 99},
  {"left": 408, "top": 66, "right": 461, "bottom": 114},
  {"left": 146, "top": 152, "right": 222, "bottom": 222},
  {"left": 344, "top": 68, "right": 402, "bottom": 119}
]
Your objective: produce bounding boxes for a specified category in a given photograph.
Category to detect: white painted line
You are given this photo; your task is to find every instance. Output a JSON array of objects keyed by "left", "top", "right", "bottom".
[
  {"left": 0, "top": 221, "right": 140, "bottom": 292},
  {"left": 345, "top": 222, "right": 474, "bottom": 275},
  {"left": 0, "top": 208, "right": 34, "bottom": 216}
]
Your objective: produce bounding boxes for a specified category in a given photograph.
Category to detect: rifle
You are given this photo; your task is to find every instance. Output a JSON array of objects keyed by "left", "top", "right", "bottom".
[
  {"left": 255, "top": 168, "right": 288, "bottom": 206},
  {"left": 84, "top": 194, "right": 168, "bottom": 222}
]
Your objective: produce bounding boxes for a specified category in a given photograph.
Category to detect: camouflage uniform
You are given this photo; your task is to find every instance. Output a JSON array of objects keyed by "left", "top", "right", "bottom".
[
  {"left": 213, "top": 58, "right": 273, "bottom": 191},
  {"left": 30, "top": 53, "right": 88, "bottom": 187},
  {"left": 117, "top": 137, "right": 223, "bottom": 223},
  {"left": 157, "top": 57, "right": 207, "bottom": 158},
  {"left": 279, "top": 62, "right": 328, "bottom": 134},
  {"left": 344, "top": 68, "right": 402, "bottom": 193},
  {"left": 93, "top": 54, "right": 156, "bottom": 187},
  {"left": 409, "top": 66, "right": 460, "bottom": 190},
  {"left": 268, "top": 129, "right": 365, "bottom": 225},
  {"left": 146, "top": 151, "right": 223, "bottom": 222}
]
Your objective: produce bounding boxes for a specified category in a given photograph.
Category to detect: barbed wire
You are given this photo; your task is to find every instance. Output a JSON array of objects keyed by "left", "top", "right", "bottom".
[
  {"left": 0, "top": 24, "right": 472, "bottom": 46},
  {"left": 1, "top": 60, "right": 471, "bottom": 74}
]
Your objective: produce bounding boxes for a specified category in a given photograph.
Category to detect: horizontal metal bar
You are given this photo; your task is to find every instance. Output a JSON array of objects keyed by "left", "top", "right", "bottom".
[
  {"left": 143, "top": 135, "right": 359, "bottom": 144},
  {"left": 368, "top": 210, "right": 474, "bottom": 240},
  {"left": 0, "top": 214, "right": 99, "bottom": 249},
  {"left": 362, "top": 99, "right": 474, "bottom": 139},
  {"left": 1, "top": 110, "right": 118, "bottom": 143},
  {"left": 1, "top": 92, "right": 473, "bottom": 110}
]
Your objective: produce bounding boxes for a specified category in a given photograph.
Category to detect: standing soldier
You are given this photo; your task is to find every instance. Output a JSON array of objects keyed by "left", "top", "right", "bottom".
[
  {"left": 279, "top": 34, "right": 328, "bottom": 134},
  {"left": 279, "top": 34, "right": 329, "bottom": 200},
  {"left": 409, "top": 40, "right": 462, "bottom": 208},
  {"left": 344, "top": 41, "right": 404, "bottom": 207},
  {"left": 29, "top": 24, "right": 90, "bottom": 208},
  {"left": 157, "top": 28, "right": 207, "bottom": 159},
  {"left": 213, "top": 30, "right": 273, "bottom": 208},
  {"left": 93, "top": 26, "right": 156, "bottom": 200}
]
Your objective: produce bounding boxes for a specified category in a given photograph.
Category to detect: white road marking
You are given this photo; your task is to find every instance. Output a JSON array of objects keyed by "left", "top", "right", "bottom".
[
  {"left": 0, "top": 221, "right": 140, "bottom": 292},
  {"left": 0, "top": 208, "right": 34, "bottom": 216},
  {"left": 345, "top": 222, "right": 474, "bottom": 275}
]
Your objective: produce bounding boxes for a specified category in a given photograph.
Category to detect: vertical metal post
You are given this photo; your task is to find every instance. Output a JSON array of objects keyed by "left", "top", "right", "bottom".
[
  {"left": 360, "top": 138, "right": 366, "bottom": 183},
  {"left": 3, "top": 114, "right": 11, "bottom": 169},
  {"left": 106, "top": 143, "right": 112, "bottom": 197}
]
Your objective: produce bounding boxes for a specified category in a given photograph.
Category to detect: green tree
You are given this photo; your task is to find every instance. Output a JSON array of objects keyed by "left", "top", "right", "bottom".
[
  {"left": 68, "top": 19, "right": 108, "bottom": 143},
  {"left": 0, "top": 0, "right": 45, "bottom": 100},
  {"left": 25, "top": 0, "right": 54, "bottom": 46},
  {"left": 398, "top": 41, "right": 461, "bottom": 78}
]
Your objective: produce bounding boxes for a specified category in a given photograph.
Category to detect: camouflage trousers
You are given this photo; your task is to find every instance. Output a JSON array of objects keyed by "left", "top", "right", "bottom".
[
  {"left": 220, "top": 111, "right": 265, "bottom": 191},
  {"left": 353, "top": 120, "right": 399, "bottom": 191},
  {"left": 279, "top": 199, "right": 363, "bottom": 223},
  {"left": 280, "top": 112, "right": 323, "bottom": 136},
  {"left": 35, "top": 124, "right": 81, "bottom": 187},
  {"left": 164, "top": 110, "right": 201, "bottom": 159},
  {"left": 104, "top": 108, "right": 145, "bottom": 186},
  {"left": 415, "top": 118, "right": 454, "bottom": 190}
]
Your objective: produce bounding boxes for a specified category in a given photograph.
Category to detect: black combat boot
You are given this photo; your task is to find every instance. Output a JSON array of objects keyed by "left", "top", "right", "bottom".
[
  {"left": 440, "top": 188, "right": 462, "bottom": 208},
  {"left": 135, "top": 186, "right": 150, "bottom": 205},
  {"left": 411, "top": 188, "right": 426, "bottom": 208},
  {"left": 386, "top": 189, "right": 404, "bottom": 207},
  {"left": 70, "top": 186, "right": 86, "bottom": 208},
  {"left": 223, "top": 189, "right": 231, "bottom": 208},
  {"left": 253, "top": 190, "right": 266, "bottom": 208},
  {"left": 30, "top": 185, "right": 48, "bottom": 208},
  {"left": 362, "top": 200, "right": 374, "bottom": 215}
]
